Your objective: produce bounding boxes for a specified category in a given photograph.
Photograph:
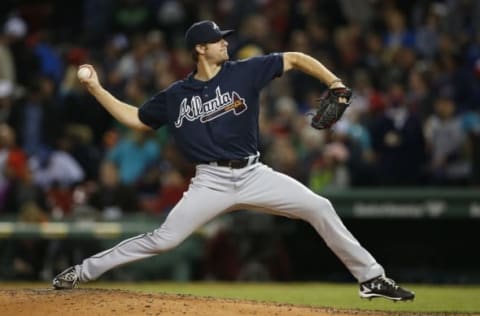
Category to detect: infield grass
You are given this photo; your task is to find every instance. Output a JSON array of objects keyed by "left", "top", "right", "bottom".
[{"left": 88, "top": 282, "right": 479, "bottom": 314}]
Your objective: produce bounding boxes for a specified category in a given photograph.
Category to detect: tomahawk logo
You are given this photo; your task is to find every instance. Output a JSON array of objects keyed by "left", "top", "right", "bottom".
[
  {"left": 211, "top": 22, "right": 220, "bottom": 31},
  {"left": 175, "top": 87, "right": 248, "bottom": 127}
]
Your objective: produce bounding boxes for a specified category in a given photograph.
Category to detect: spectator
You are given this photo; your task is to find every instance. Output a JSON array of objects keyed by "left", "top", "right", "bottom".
[
  {"left": 308, "top": 142, "right": 350, "bottom": 192},
  {"left": 333, "top": 116, "right": 375, "bottom": 187},
  {"left": 112, "top": 0, "right": 154, "bottom": 35},
  {"left": 63, "top": 124, "right": 102, "bottom": 181},
  {"left": 8, "top": 76, "right": 63, "bottom": 156},
  {"left": 0, "top": 123, "right": 28, "bottom": 212},
  {"left": 383, "top": 9, "right": 415, "bottom": 50},
  {"left": 28, "top": 146, "right": 85, "bottom": 190},
  {"left": 89, "top": 160, "right": 138, "bottom": 218},
  {"left": 264, "top": 136, "right": 302, "bottom": 181},
  {"left": 369, "top": 82, "right": 426, "bottom": 185},
  {"left": 0, "top": 29, "right": 15, "bottom": 84},
  {"left": 143, "top": 168, "right": 188, "bottom": 215},
  {"left": 406, "top": 67, "right": 433, "bottom": 120},
  {"left": 30, "top": 30, "right": 64, "bottom": 84},
  {"left": 270, "top": 96, "right": 298, "bottom": 136},
  {"left": 3, "top": 15, "right": 40, "bottom": 89},
  {"left": 462, "top": 110, "right": 480, "bottom": 185},
  {"left": 414, "top": 8, "right": 440, "bottom": 58},
  {"left": 116, "top": 35, "right": 154, "bottom": 83},
  {"left": 106, "top": 129, "right": 160, "bottom": 185},
  {"left": 424, "top": 96, "right": 472, "bottom": 185}
]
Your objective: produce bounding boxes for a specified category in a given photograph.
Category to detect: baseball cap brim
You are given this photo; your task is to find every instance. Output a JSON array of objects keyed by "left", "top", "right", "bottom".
[
  {"left": 208, "top": 29, "right": 234, "bottom": 43},
  {"left": 220, "top": 30, "right": 235, "bottom": 37}
]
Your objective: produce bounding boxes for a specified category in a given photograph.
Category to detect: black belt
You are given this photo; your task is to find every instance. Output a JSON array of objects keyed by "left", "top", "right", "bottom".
[{"left": 202, "top": 156, "right": 259, "bottom": 169}]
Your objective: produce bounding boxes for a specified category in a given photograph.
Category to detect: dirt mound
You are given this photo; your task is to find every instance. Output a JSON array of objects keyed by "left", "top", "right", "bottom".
[{"left": 0, "top": 288, "right": 381, "bottom": 316}]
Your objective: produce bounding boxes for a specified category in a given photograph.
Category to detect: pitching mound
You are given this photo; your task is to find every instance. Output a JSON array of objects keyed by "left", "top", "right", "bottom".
[{"left": 0, "top": 288, "right": 387, "bottom": 316}]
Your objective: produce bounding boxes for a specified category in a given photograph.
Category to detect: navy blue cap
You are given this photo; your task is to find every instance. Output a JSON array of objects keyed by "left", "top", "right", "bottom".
[{"left": 185, "top": 20, "right": 234, "bottom": 49}]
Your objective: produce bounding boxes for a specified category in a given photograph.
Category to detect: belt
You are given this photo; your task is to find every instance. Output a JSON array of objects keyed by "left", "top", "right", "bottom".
[{"left": 204, "top": 155, "right": 259, "bottom": 169}]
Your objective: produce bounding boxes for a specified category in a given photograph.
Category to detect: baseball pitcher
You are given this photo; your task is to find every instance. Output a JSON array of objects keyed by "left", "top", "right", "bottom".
[{"left": 53, "top": 21, "right": 414, "bottom": 301}]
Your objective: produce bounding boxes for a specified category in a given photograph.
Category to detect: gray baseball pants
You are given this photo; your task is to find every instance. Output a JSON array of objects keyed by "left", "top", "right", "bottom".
[{"left": 75, "top": 163, "right": 384, "bottom": 283}]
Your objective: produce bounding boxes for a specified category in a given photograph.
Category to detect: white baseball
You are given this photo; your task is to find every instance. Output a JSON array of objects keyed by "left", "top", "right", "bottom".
[{"left": 77, "top": 67, "right": 92, "bottom": 80}]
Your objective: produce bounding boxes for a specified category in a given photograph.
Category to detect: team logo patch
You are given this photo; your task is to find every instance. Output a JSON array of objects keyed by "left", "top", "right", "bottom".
[{"left": 175, "top": 87, "right": 248, "bottom": 127}]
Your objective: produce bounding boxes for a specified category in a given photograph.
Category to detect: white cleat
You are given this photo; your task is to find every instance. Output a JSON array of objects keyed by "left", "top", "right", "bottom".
[{"left": 52, "top": 266, "right": 79, "bottom": 290}]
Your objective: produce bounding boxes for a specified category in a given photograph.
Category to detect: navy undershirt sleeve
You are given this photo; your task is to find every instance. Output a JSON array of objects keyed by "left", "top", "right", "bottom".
[{"left": 138, "top": 92, "right": 168, "bottom": 130}]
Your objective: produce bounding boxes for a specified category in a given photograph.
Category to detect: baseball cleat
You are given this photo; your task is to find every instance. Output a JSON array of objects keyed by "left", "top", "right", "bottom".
[
  {"left": 359, "top": 275, "right": 414, "bottom": 301},
  {"left": 52, "top": 266, "right": 79, "bottom": 290}
]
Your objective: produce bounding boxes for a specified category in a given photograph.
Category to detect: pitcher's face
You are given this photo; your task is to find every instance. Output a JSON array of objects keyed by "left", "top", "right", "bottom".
[{"left": 203, "top": 38, "right": 229, "bottom": 64}]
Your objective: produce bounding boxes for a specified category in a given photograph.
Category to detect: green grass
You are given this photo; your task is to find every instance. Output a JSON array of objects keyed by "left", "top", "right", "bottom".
[
  {"left": 3, "top": 282, "right": 480, "bottom": 314},
  {"left": 84, "top": 282, "right": 480, "bottom": 314}
]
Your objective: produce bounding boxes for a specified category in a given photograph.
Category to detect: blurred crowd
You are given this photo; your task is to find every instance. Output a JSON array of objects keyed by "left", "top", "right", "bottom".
[{"left": 0, "top": 0, "right": 480, "bottom": 222}]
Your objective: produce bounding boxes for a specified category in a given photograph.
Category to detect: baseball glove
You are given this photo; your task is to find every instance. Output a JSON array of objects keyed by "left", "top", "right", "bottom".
[{"left": 310, "top": 87, "right": 352, "bottom": 130}]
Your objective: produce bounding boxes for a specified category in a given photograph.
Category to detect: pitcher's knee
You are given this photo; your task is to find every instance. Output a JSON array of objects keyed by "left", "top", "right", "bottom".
[
  {"left": 301, "top": 196, "right": 336, "bottom": 220},
  {"left": 314, "top": 195, "right": 334, "bottom": 209},
  {"left": 148, "top": 229, "right": 184, "bottom": 253}
]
